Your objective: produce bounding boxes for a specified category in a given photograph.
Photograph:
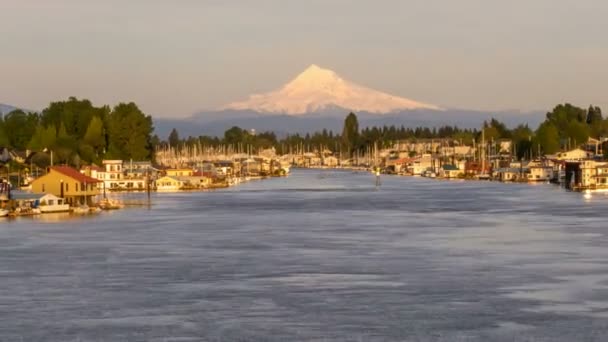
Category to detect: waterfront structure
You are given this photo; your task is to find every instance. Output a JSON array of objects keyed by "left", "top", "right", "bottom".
[
  {"left": 155, "top": 175, "right": 187, "bottom": 191},
  {"left": 408, "top": 154, "right": 435, "bottom": 175},
  {"left": 102, "top": 160, "right": 123, "bottom": 181},
  {"left": 495, "top": 167, "right": 522, "bottom": 182},
  {"left": 82, "top": 160, "right": 150, "bottom": 191},
  {"left": 564, "top": 159, "right": 608, "bottom": 191},
  {"left": 439, "top": 164, "right": 461, "bottom": 179},
  {"left": 155, "top": 173, "right": 213, "bottom": 191},
  {"left": 124, "top": 161, "right": 154, "bottom": 178},
  {"left": 241, "top": 158, "right": 262, "bottom": 176},
  {"left": 31, "top": 166, "right": 100, "bottom": 206},
  {"left": 214, "top": 161, "right": 237, "bottom": 177},
  {"left": 166, "top": 168, "right": 194, "bottom": 177},
  {"left": 556, "top": 148, "right": 591, "bottom": 161},
  {"left": 526, "top": 161, "right": 553, "bottom": 182}
]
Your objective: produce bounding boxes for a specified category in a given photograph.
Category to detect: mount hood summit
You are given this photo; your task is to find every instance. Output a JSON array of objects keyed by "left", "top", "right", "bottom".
[{"left": 221, "top": 64, "right": 442, "bottom": 115}]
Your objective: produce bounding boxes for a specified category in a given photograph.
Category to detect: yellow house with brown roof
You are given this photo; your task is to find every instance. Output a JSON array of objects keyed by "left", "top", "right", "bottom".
[{"left": 31, "top": 166, "right": 101, "bottom": 206}]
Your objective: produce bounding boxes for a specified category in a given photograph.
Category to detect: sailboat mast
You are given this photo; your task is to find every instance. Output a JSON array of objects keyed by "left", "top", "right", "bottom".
[{"left": 481, "top": 124, "right": 485, "bottom": 175}]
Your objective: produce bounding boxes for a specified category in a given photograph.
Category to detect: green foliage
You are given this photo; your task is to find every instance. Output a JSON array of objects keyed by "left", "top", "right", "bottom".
[
  {"left": 586, "top": 105, "right": 602, "bottom": 125},
  {"left": 55, "top": 123, "right": 78, "bottom": 164},
  {"left": 341, "top": 112, "right": 359, "bottom": 156},
  {"left": 168, "top": 128, "right": 180, "bottom": 147},
  {"left": 0, "top": 117, "right": 9, "bottom": 146},
  {"left": 534, "top": 122, "right": 560, "bottom": 154},
  {"left": 106, "top": 102, "right": 154, "bottom": 160},
  {"left": 41, "top": 97, "right": 109, "bottom": 138},
  {"left": 224, "top": 126, "right": 248, "bottom": 145},
  {"left": 83, "top": 116, "right": 105, "bottom": 157},
  {"left": 0, "top": 97, "right": 155, "bottom": 166},
  {"left": 510, "top": 124, "right": 533, "bottom": 159},
  {"left": 2, "top": 110, "right": 39, "bottom": 149},
  {"left": 564, "top": 120, "right": 589, "bottom": 147},
  {"left": 29, "top": 126, "right": 57, "bottom": 151},
  {"left": 545, "top": 103, "right": 586, "bottom": 136}
]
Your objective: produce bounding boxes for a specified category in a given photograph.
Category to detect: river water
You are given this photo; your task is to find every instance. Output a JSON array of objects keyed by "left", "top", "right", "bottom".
[{"left": 2, "top": 169, "right": 608, "bottom": 341}]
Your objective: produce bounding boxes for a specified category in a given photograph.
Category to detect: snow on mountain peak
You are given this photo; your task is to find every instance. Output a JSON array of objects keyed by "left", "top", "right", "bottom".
[{"left": 221, "top": 64, "right": 441, "bottom": 115}]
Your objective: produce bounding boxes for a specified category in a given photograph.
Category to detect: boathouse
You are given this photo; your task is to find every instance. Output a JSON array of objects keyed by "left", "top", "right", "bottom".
[{"left": 30, "top": 166, "right": 101, "bottom": 206}]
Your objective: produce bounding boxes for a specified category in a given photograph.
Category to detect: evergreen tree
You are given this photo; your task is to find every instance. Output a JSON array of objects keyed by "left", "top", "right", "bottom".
[
  {"left": 168, "top": 128, "right": 180, "bottom": 147},
  {"left": 341, "top": 112, "right": 359, "bottom": 156}
]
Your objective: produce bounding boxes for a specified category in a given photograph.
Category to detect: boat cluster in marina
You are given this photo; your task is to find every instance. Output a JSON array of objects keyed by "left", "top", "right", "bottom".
[
  {"left": 0, "top": 151, "right": 290, "bottom": 218},
  {"left": 288, "top": 136, "right": 608, "bottom": 193}
]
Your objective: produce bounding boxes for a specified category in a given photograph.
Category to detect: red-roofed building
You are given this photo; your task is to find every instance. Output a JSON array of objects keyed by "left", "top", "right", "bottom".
[{"left": 31, "top": 166, "right": 101, "bottom": 206}]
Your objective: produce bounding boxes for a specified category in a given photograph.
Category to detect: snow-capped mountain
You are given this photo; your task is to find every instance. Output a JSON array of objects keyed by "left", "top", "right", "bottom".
[
  {"left": 221, "top": 64, "right": 442, "bottom": 115},
  {"left": 0, "top": 103, "right": 19, "bottom": 115}
]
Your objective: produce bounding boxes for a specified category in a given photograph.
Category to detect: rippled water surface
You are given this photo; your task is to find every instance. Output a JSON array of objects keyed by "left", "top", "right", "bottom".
[{"left": 2, "top": 169, "right": 608, "bottom": 341}]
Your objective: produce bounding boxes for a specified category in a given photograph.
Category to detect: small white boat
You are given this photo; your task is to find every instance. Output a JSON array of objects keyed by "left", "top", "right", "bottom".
[
  {"left": 0, "top": 209, "right": 9, "bottom": 217},
  {"left": 72, "top": 205, "right": 91, "bottom": 215}
]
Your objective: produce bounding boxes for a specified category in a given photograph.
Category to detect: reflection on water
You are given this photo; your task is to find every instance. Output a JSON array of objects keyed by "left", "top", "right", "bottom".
[{"left": 2, "top": 169, "right": 608, "bottom": 341}]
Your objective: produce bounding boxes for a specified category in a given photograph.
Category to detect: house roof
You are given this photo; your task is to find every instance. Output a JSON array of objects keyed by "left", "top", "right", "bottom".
[
  {"left": 82, "top": 165, "right": 104, "bottom": 172},
  {"left": 10, "top": 192, "right": 46, "bottom": 201},
  {"left": 50, "top": 166, "right": 101, "bottom": 183}
]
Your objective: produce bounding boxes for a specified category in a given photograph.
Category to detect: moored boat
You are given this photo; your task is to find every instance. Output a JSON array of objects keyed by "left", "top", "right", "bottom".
[
  {"left": 73, "top": 205, "right": 102, "bottom": 214},
  {"left": 98, "top": 198, "right": 124, "bottom": 210},
  {"left": 38, "top": 194, "right": 71, "bottom": 213}
]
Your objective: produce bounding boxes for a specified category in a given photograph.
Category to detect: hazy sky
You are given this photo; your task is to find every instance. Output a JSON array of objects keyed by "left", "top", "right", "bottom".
[{"left": 1, "top": 0, "right": 608, "bottom": 117}]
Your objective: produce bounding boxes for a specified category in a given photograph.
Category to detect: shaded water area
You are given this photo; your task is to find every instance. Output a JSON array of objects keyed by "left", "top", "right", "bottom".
[{"left": 2, "top": 169, "right": 608, "bottom": 341}]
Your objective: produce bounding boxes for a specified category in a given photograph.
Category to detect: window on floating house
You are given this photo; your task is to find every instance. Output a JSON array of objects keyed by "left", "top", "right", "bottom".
[
  {"left": 42, "top": 184, "right": 45, "bottom": 192},
  {"left": 65, "top": 183, "right": 69, "bottom": 192},
  {"left": 75, "top": 183, "right": 78, "bottom": 192}
]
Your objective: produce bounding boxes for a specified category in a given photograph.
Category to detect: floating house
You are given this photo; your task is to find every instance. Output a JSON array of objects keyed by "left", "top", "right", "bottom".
[
  {"left": 439, "top": 164, "right": 461, "bottom": 179},
  {"left": 31, "top": 166, "right": 101, "bottom": 206},
  {"left": 155, "top": 175, "right": 185, "bottom": 191},
  {"left": 82, "top": 160, "right": 150, "bottom": 191},
  {"left": 556, "top": 148, "right": 591, "bottom": 161},
  {"left": 564, "top": 160, "right": 608, "bottom": 191}
]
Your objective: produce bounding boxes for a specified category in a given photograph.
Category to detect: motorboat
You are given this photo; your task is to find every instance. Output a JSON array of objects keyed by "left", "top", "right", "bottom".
[
  {"left": 72, "top": 205, "right": 89, "bottom": 214},
  {"left": 0, "top": 209, "right": 8, "bottom": 217}
]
